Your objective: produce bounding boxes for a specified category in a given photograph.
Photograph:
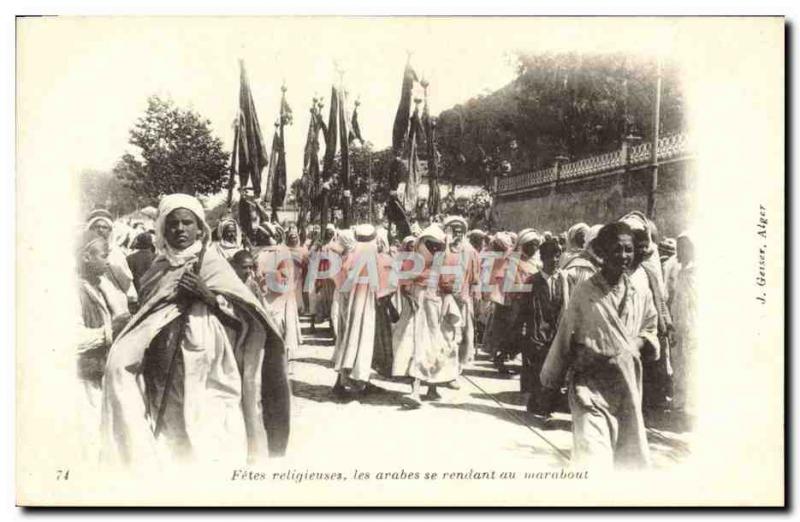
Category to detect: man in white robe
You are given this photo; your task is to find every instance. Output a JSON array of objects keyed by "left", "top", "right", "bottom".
[
  {"left": 541, "top": 222, "right": 659, "bottom": 469},
  {"left": 101, "top": 195, "right": 289, "bottom": 468},
  {"left": 75, "top": 236, "right": 130, "bottom": 462},
  {"left": 621, "top": 211, "right": 673, "bottom": 412},
  {"left": 213, "top": 217, "right": 243, "bottom": 260},
  {"left": 253, "top": 223, "right": 302, "bottom": 366},
  {"left": 391, "top": 225, "right": 462, "bottom": 404},
  {"left": 86, "top": 209, "right": 138, "bottom": 308},
  {"left": 562, "top": 224, "right": 603, "bottom": 296},
  {"left": 331, "top": 224, "right": 388, "bottom": 395},
  {"left": 670, "top": 231, "right": 696, "bottom": 416},
  {"left": 441, "top": 216, "right": 480, "bottom": 380}
]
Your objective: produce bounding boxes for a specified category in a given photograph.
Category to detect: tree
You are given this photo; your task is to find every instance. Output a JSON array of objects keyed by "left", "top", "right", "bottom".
[
  {"left": 436, "top": 52, "right": 686, "bottom": 183},
  {"left": 115, "top": 96, "right": 230, "bottom": 199}
]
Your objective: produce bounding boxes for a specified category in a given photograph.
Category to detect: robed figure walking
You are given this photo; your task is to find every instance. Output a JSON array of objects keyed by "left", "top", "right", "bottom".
[{"left": 101, "top": 195, "right": 290, "bottom": 468}]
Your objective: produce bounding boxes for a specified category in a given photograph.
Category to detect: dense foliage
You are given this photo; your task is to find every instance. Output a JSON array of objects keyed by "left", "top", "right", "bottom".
[
  {"left": 114, "top": 96, "right": 230, "bottom": 199},
  {"left": 436, "top": 52, "right": 685, "bottom": 185}
]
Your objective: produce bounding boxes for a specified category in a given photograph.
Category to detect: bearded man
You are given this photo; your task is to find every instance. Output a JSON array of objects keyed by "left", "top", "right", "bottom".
[
  {"left": 440, "top": 216, "right": 480, "bottom": 379},
  {"left": 213, "top": 217, "right": 243, "bottom": 260}
]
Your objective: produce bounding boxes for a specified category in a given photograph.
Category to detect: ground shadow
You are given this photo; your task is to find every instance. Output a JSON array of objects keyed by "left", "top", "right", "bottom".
[
  {"left": 469, "top": 390, "right": 527, "bottom": 407},
  {"left": 300, "top": 338, "right": 336, "bottom": 347},
  {"left": 427, "top": 402, "right": 572, "bottom": 462},
  {"left": 461, "top": 367, "right": 518, "bottom": 380},
  {"left": 300, "top": 326, "right": 334, "bottom": 338},
  {"left": 429, "top": 401, "right": 573, "bottom": 432},
  {"left": 292, "top": 356, "right": 334, "bottom": 369},
  {"left": 290, "top": 378, "right": 418, "bottom": 408}
]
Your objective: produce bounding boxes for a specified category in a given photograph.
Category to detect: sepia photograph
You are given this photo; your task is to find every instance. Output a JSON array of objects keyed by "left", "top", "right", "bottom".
[{"left": 13, "top": 15, "right": 785, "bottom": 507}]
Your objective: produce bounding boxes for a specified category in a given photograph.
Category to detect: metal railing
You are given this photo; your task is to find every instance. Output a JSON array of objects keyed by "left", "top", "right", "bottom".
[{"left": 497, "top": 133, "right": 691, "bottom": 194}]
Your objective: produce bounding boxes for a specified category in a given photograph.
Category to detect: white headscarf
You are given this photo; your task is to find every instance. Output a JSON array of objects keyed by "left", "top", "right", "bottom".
[
  {"left": 515, "top": 228, "right": 542, "bottom": 251},
  {"left": 417, "top": 224, "right": 446, "bottom": 268},
  {"left": 216, "top": 217, "right": 242, "bottom": 249},
  {"left": 585, "top": 224, "right": 603, "bottom": 250},
  {"left": 443, "top": 215, "right": 468, "bottom": 231},
  {"left": 354, "top": 224, "right": 377, "bottom": 242},
  {"left": 401, "top": 235, "right": 417, "bottom": 251},
  {"left": 154, "top": 194, "right": 211, "bottom": 267},
  {"left": 490, "top": 231, "right": 514, "bottom": 253},
  {"left": 566, "top": 222, "right": 590, "bottom": 251},
  {"left": 336, "top": 229, "right": 357, "bottom": 253},
  {"left": 418, "top": 224, "right": 446, "bottom": 244},
  {"left": 85, "top": 215, "right": 113, "bottom": 232},
  {"left": 619, "top": 211, "right": 655, "bottom": 254}
]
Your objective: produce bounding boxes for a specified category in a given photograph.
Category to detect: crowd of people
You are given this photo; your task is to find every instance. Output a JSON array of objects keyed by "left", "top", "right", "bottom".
[{"left": 75, "top": 193, "right": 697, "bottom": 470}]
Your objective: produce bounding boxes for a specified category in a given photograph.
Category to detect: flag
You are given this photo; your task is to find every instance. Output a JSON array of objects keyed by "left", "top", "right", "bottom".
[
  {"left": 280, "top": 92, "right": 293, "bottom": 126},
  {"left": 226, "top": 119, "right": 240, "bottom": 207},
  {"left": 303, "top": 102, "right": 322, "bottom": 209},
  {"left": 270, "top": 87, "right": 292, "bottom": 210},
  {"left": 236, "top": 60, "right": 268, "bottom": 198},
  {"left": 403, "top": 101, "right": 424, "bottom": 213},
  {"left": 350, "top": 102, "right": 364, "bottom": 145},
  {"left": 337, "top": 88, "right": 351, "bottom": 207},
  {"left": 385, "top": 193, "right": 412, "bottom": 239},
  {"left": 264, "top": 123, "right": 280, "bottom": 206},
  {"left": 392, "top": 60, "right": 418, "bottom": 154},
  {"left": 423, "top": 90, "right": 441, "bottom": 217},
  {"left": 319, "top": 86, "right": 339, "bottom": 228},
  {"left": 321, "top": 86, "right": 339, "bottom": 183},
  {"left": 271, "top": 128, "right": 287, "bottom": 211}
]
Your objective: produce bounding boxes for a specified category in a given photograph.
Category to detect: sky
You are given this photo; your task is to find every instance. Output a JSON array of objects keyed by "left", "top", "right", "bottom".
[{"left": 16, "top": 17, "right": 677, "bottom": 196}]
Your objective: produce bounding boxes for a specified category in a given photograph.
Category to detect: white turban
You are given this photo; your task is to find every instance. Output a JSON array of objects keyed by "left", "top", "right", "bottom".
[
  {"left": 585, "top": 224, "right": 603, "bottom": 248},
  {"left": 619, "top": 211, "right": 650, "bottom": 233},
  {"left": 336, "top": 229, "right": 357, "bottom": 252},
  {"left": 354, "top": 223, "right": 377, "bottom": 242},
  {"left": 443, "top": 215, "right": 468, "bottom": 231},
  {"left": 490, "top": 232, "right": 514, "bottom": 252},
  {"left": 216, "top": 217, "right": 241, "bottom": 246},
  {"left": 154, "top": 193, "right": 211, "bottom": 253},
  {"left": 418, "top": 224, "right": 446, "bottom": 244},
  {"left": 85, "top": 215, "right": 113, "bottom": 232},
  {"left": 619, "top": 211, "right": 655, "bottom": 254},
  {"left": 516, "top": 228, "right": 542, "bottom": 250},
  {"left": 567, "top": 222, "right": 590, "bottom": 250}
]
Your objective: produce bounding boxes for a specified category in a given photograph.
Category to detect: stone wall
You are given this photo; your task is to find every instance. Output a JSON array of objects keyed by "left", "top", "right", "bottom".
[{"left": 494, "top": 159, "right": 695, "bottom": 239}]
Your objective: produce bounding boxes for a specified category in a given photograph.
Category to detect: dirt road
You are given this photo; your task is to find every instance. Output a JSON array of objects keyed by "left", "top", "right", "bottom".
[{"left": 283, "top": 315, "right": 690, "bottom": 471}]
